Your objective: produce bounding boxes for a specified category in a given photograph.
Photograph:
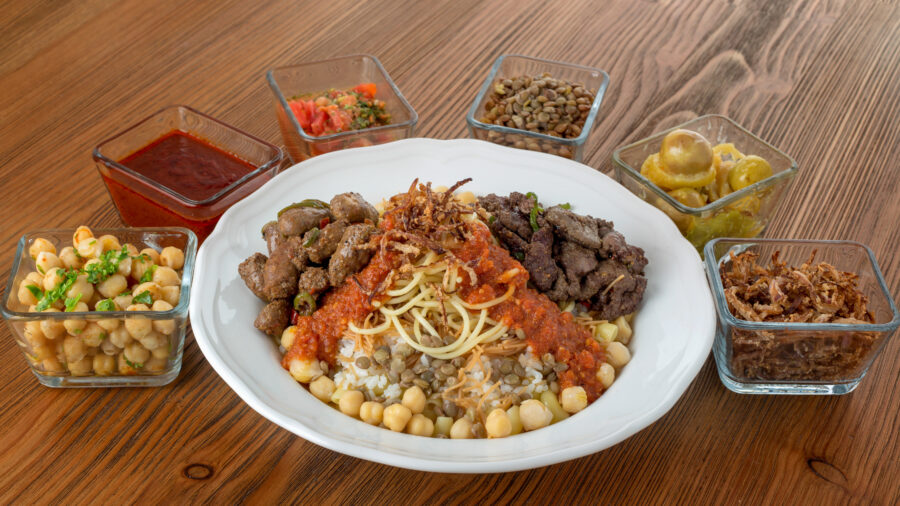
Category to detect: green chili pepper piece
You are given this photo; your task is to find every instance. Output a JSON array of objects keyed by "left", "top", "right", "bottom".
[
  {"left": 277, "top": 199, "right": 330, "bottom": 218},
  {"left": 293, "top": 292, "right": 317, "bottom": 315}
]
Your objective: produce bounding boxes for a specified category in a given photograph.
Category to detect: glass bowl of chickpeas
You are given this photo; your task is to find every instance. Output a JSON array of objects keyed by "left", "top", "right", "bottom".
[
  {"left": 613, "top": 115, "right": 798, "bottom": 254},
  {"left": 1, "top": 226, "right": 196, "bottom": 387}
]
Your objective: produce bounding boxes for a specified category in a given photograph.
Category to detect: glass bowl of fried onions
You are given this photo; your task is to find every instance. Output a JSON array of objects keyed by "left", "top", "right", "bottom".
[{"left": 613, "top": 115, "right": 798, "bottom": 254}]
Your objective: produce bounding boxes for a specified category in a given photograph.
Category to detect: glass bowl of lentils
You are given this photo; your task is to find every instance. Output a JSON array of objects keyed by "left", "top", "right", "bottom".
[{"left": 466, "top": 54, "right": 609, "bottom": 162}]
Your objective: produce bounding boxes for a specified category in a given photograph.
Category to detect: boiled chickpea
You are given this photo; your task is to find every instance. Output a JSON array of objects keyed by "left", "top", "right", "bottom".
[
  {"left": 69, "top": 356, "right": 93, "bottom": 376},
  {"left": 29, "top": 238, "right": 56, "bottom": 260},
  {"left": 160, "top": 286, "right": 181, "bottom": 307},
  {"left": 33, "top": 344, "right": 54, "bottom": 361},
  {"left": 339, "top": 390, "right": 365, "bottom": 417},
  {"left": 144, "top": 356, "right": 167, "bottom": 372},
  {"left": 150, "top": 300, "right": 175, "bottom": 335},
  {"left": 114, "top": 293, "right": 134, "bottom": 310},
  {"left": 434, "top": 416, "right": 453, "bottom": 437},
  {"left": 309, "top": 376, "right": 336, "bottom": 402},
  {"left": 124, "top": 342, "right": 150, "bottom": 365},
  {"left": 605, "top": 342, "right": 631, "bottom": 368},
  {"left": 18, "top": 272, "right": 44, "bottom": 305},
  {"left": 383, "top": 404, "right": 413, "bottom": 432},
  {"left": 360, "top": 402, "right": 384, "bottom": 425},
  {"left": 123, "top": 243, "right": 139, "bottom": 257},
  {"left": 132, "top": 282, "right": 161, "bottom": 302},
  {"left": 596, "top": 363, "right": 615, "bottom": 389},
  {"left": 58, "top": 246, "right": 82, "bottom": 269},
  {"left": 138, "top": 330, "right": 166, "bottom": 350},
  {"left": 100, "top": 338, "right": 119, "bottom": 356},
  {"left": 131, "top": 255, "right": 154, "bottom": 282},
  {"left": 96, "top": 317, "right": 121, "bottom": 332},
  {"left": 160, "top": 247, "right": 185, "bottom": 270},
  {"left": 108, "top": 326, "right": 132, "bottom": 348},
  {"left": 40, "top": 312, "right": 66, "bottom": 340},
  {"left": 35, "top": 251, "right": 62, "bottom": 275},
  {"left": 117, "top": 353, "right": 137, "bottom": 374},
  {"left": 116, "top": 256, "right": 132, "bottom": 277},
  {"left": 281, "top": 325, "right": 298, "bottom": 349},
  {"left": 63, "top": 336, "right": 87, "bottom": 362},
  {"left": 124, "top": 304, "right": 152, "bottom": 339},
  {"left": 97, "top": 274, "right": 127, "bottom": 299},
  {"left": 449, "top": 417, "right": 474, "bottom": 439},
  {"left": 42, "top": 267, "right": 65, "bottom": 291},
  {"left": 73, "top": 225, "right": 93, "bottom": 245},
  {"left": 519, "top": 399, "right": 552, "bottom": 431},
  {"left": 140, "top": 248, "right": 160, "bottom": 264},
  {"left": 152, "top": 266, "right": 180, "bottom": 287},
  {"left": 76, "top": 237, "right": 102, "bottom": 259},
  {"left": 507, "top": 406, "right": 523, "bottom": 435},
  {"left": 63, "top": 302, "right": 90, "bottom": 335},
  {"left": 288, "top": 357, "right": 323, "bottom": 383},
  {"left": 560, "top": 386, "right": 588, "bottom": 414},
  {"left": 151, "top": 342, "right": 170, "bottom": 359},
  {"left": 406, "top": 414, "right": 434, "bottom": 437},
  {"left": 97, "top": 234, "right": 121, "bottom": 253},
  {"left": 485, "top": 408, "right": 512, "bottom": 438},
  {"left": 24, "top": 321, "right": 46, "bottom": 347},
  {"left": 66, "top": 273, "right": 95, "bottom": 302},
  {"left": 401, "top": 385, "right": 426, "bottom": 414},
  {"left": 93, "top": 354, "right": 115, "bottom": 375},
  {"left": 42, "top": 357, "right": 64, "bottom": 373}
]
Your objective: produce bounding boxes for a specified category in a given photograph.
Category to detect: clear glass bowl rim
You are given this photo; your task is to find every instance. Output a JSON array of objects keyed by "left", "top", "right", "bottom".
[
  {"left": 465, "top": 54, "right": 610, "bottom": 147},
  {"left": 704, "top": 237, "right": 900, "bottom": 332},
  {"left": 92, "top": 105, "right": 283, "bottom": 207},
  {"left": 612, "top": 114, "right": 799, "bottom": 215},
  {"left": 265, "top": 53, "right": 419, "bottom": 143},
  {"left": 2, "top": 227, "right": 197, "bottom": 321}
]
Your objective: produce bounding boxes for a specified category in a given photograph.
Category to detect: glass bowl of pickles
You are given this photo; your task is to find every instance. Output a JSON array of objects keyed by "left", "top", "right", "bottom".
[{"left": 612, "top": 115, "right": 798, "bottom": 254}]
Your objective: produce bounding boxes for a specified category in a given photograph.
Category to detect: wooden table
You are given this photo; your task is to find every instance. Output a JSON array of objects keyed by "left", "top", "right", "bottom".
[{"left": 2, "top": 0, "right": 898, "bottom": 503}]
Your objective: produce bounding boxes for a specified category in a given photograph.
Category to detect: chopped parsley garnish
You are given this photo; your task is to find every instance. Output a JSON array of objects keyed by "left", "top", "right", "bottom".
[
  {"left": 132, "top": 290, "right": 153, "bottom": 305},
  {"left": 64, "top": 293, "right": 83, "bottom": 312},
  {"left": 25, "top": 284, "right": 43, "bottom": 299},
  {"left": 560, "top": 202, "right": 572, "bottom": 209},
  {"left": 140, "top": 264, "right": 158, "bottom": 283},
  {"left": 124, "top": 357, "right": 143, "bottom": 369},
  {"left": 488, "top": 215, "right": 497, "bottom": 224},
  {"left": 35, "top": 269, "right": 77, "bottom": 311},
  {"left": 85, "top": 246, "right": 129, "bottom": 284},
  {"left": 96, "top": 298, "right": 117, "bottom": 312},
  {"left": 99, "top": 331, "right": 108, "bottom": 340}
]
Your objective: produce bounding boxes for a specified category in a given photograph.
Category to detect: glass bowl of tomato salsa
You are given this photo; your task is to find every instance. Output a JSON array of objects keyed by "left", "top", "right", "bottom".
[
  {"left": 266, "top": 54, "right": 418, "bottom": 162},
  {"left": 93, "top": 105, "right": 283, "bottom": 242}
]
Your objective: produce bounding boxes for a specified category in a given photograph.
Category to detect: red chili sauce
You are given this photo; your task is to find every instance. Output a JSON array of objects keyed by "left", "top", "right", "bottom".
[
  {"left": 107, "top": 131, "right": 258, "bottom": 241},
  {"left": 282, "top": 249, "right": 399, "bottom": 368},
  {"left": 455, "top": 223, "right": 608, "bottom": 401}
]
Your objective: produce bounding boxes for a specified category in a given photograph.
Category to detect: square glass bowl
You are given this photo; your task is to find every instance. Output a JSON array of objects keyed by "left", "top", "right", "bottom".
[
  {"left": 266, "top": 54, "right": 418, "bottom": 162},
  {"left": 2, "top": 227, "right": 197, "bottom": 387},
  {"left": 93, "top": 105, "right": 283, "bottom": 242},
  {"left": 613, "top": 115, "right": 798, "bottom": 254},
  {"left": 466, "top": 54, "right": 609, "bottom": 162},
  {"left": 704, "top": 238, "right": 899, "bottom": 395}
]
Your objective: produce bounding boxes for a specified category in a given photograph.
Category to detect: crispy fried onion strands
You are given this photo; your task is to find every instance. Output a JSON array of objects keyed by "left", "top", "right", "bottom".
[{"left": 347, "top": 250, "right": 515, "bottom": 360}]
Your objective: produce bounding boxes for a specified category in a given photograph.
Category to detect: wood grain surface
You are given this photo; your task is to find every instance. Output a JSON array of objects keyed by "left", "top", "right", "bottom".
[{"left": 1, "top": 0, "right": 899, "bottom": 504}]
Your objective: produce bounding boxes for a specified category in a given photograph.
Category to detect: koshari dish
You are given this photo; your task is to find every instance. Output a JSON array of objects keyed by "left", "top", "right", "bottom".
[
  {"left": 720, "top": 250, "right": 877, "bottom": 381},
  {"left": 238, "top": 179, "right": 647, "bottom": 439}
]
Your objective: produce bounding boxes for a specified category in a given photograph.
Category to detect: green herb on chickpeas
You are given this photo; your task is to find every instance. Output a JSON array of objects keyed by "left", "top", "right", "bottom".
[
  {"left": 96, "top": 299, "right": 116, "bottom": 312},
  {"left": 64, "top": 293, "right": 83, "bottom": 312},
  {"left": 25, "top": 284, "right": 43, "bottom": 299},
  {"left": 140, "top": 264, "right": 158, "bottom": 283},
  {"left": 132, "top": 290, "right": 153, "bottom": 305},
  {"left": 124, "top": 357, "right": 143, "bottom": 369},
  {"left": 35, "top": 269, "right": 77, "bottom": 311}
]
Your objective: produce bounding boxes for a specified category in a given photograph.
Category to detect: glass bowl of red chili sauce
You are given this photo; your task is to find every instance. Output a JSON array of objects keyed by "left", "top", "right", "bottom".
[
  {"left": 93, "top": 105, "right": 283, "bottom": 242},
  {"left": 266, "top": 54, "right": 418, "bottom": 162}
]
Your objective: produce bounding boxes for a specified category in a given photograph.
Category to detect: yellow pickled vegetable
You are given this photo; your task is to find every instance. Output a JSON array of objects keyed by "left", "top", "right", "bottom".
[
  {"left": 728, "top": 155, "right": 773, "bottom": 190},
  {"left": 667, "top": 188, "right": 707, "bottom": 208},
  {"left": 641, "top": 130, "right": 716, "bottom": 189}
]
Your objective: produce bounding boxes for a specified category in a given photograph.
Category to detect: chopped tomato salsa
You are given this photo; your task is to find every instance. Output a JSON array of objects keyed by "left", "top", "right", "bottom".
[{"left": 288, "top": 83, "right": 391, "bottom": 136}]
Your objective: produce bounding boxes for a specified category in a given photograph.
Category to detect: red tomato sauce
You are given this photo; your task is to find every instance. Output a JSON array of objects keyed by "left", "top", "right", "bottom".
[
  {"left": 282, "top": 249, "right": 399, "bottom": 368},
  {"left": 108, "top": 131, "right": 260, "bottom": 241},
  {"left": 455, "top": 223, "right": 608, "bottom": 401}
]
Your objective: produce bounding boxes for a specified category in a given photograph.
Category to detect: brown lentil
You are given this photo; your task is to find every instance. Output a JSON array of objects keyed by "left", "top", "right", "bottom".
[
  {"left": 439, "top": 363, "right": 456, "bottom": 376},
  {"left": 504, "top": 373, "right": 520, "bottom": 386},
  {"left": 513, "top": 362, "right": 526, "bottom": 377},
  {"left": 471, "top": 422, "right": 486, "bottom": 438},
  {"left": 355, "top": 356, "right": 371, "bottom": 369},
  {"left": 442, "top": 400, "right": 458, "bottom": 418}
]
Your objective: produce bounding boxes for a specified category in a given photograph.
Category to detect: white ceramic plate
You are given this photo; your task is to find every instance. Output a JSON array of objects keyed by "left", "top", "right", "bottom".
[{"left": 190, "top": 138, "right": 714, "bottom": 473}]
